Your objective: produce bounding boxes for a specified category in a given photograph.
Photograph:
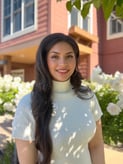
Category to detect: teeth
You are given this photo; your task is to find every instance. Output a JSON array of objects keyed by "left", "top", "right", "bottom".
[{"left": 58, "top": 70, "right": 67, "bottom": 73}]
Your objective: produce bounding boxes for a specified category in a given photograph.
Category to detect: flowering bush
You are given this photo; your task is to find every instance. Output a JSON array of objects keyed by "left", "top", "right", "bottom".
[
  {"left": 85, "top": 66, "right": 123, "bottom": 146},
  {"left": 1, "top": 69, "right": 123, "bottom": 147},
  {"left": 0, "top": 75, "right": 35, "bottom": 115}
]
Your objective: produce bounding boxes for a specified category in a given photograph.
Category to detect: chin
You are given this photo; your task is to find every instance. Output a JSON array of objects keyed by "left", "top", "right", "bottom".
[{"left": 54, "top": 78, "right": 70, "bottom": 82}]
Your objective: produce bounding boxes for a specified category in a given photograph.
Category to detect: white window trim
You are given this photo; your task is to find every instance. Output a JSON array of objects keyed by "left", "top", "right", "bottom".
[
  {"left": 1, "top": 0, "right": 37, "bottom": 42},
  {"left": 107, "top": 13, "right": 123, "bottom": 40},
  {"left": 68, "top": 2, "right": 93, "bottom": 34},
  {"left": 11, "top": 69, "right": 25, "bottom": 81}
]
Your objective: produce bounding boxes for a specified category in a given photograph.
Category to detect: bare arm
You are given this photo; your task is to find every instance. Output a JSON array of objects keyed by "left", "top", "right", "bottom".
[
  {"left": 15, "top": 139, "right": 38, "bottom": 164},
  {"left": 89, "top": 119, "right": 105, "bottom": 164}
]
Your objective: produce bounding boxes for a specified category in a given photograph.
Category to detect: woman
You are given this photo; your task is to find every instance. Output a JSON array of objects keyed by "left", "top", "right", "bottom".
[{"left": 12, "top": 33, "right": 105, "bottom": 164}]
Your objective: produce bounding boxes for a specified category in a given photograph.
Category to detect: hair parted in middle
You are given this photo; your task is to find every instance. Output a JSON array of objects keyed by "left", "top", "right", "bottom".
[{"left": 31, "top": 33, "right": 83, "bottom": 164}]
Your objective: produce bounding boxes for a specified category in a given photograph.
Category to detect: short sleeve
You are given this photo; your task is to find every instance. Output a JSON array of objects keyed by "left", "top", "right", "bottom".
[
  {"left": 90, "top": 94, "right": 103, "bottom": 121},
  {"left": 12, "top": 93, "right": 35, "bottom": 141}
]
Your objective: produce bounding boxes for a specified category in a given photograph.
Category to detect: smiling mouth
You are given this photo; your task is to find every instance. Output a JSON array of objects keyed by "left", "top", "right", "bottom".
[{"left": 57, "top": 69, "right": 69, "bottom": 73}]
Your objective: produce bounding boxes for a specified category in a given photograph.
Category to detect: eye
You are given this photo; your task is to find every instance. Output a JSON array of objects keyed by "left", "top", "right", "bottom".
[
  {"left": 66, "top": 54, "right": 74, "bottom": 58},
  {"left": 50, "top": 55, "right": 59, "bottom": 59}
]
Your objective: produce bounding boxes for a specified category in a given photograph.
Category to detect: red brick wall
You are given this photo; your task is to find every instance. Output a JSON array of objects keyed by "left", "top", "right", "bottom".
[{"left": 78, "top": 55, "right": 89, "bottom": 79}]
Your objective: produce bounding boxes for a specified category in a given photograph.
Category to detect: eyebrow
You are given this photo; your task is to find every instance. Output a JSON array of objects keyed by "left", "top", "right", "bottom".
[{"left": 49, "top": 51, "right": 74, "bottom": 54}]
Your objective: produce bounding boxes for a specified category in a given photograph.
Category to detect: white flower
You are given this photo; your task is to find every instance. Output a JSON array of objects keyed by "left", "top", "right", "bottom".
[
  {"left": 91, "top": 66, "right": 103, "bottom": 82},
  {"left": 3, "top": 102, "right": 15, "bottom": 112},
  {"left": 13, "top": 76, "right": 22, "bottom": 83},
  {"left": 91, "top": 66, "right": 112, "bottom": 85},
  {"left": 118, "top": 93, "right": 123, "bottom": 100},
  {"left": 117, "top": 100, "right": 123, "bottom": 109},
  {"left": 0, "top": 80, "right": 4, "bottom": 92},
  {"left": 3, "top": 74, "right": 13, "bottom": 82},
  {"left": 94, "top": 65, "right": 102, "bottom": 74},
  {"left": 4, "top": 83, "right": 12, "bottom": 92},
  {"left": 107, "top": 103, "right": 121, "bottom": 116},
  {"left": 109, "top": 72, "right": 123, "bottom": 92}
]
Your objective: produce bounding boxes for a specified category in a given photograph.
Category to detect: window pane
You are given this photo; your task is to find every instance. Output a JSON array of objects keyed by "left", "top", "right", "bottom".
[
  {"left": 24, "top": 4, "right": 34, "bottom": 28},
  {"left": 109, "top": 14, "right": 123, "bottom": 35},
  {"left": 118, "top": 22, "right": 122, "bottom": 32},
  {"left": 13, "top": 12, "right": 21, "bottom": 32},
  {"left": 83, "top": 17, "right": 88, "bottom": 31},
  {"left": 4, "top": 0, "right": 11, "bottom": 36},
  {"left": 71, "top": 7, "right": 78, "bottom": 26},
  {"left": 14, "top": 0, "right": 22, "bottom": 10},
  {"left": 112, "top": 19, "right": 117, "bottom": 33},
  {"left": 4, "top": 0, "right": 11, "bottom": 16},
  {"left": 4, "top": 18, "right": 10, "bottom": 36},
  {"left": 24, "top": 0, "right": 33, "bottom": 4}
]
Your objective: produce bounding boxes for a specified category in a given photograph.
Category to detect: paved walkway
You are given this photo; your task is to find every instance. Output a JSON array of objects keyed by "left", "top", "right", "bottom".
[
  {"left": 104, "top": 145, "right": 123, "bottom": 164},
  {"left": 0, "top": 115, "right": 123, "bottom": 163},
  {"left": 0, "top": 114, "right": 13, "bottom": 149}
]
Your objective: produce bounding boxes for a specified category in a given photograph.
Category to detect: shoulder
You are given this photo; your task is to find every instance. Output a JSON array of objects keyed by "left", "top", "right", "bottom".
[
  {"left": 17, "top": 92, "right": 32, "bottom": 112},
  {"left": 18, "top": 93, "right": 32, "bottom": 105}
]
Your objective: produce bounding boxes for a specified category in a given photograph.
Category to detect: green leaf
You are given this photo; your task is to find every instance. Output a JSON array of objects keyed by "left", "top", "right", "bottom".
[
  {"left": 92, "top": 0, "right": 102, "bottom": 8},
  {"left": 117, "top": 0, "right": 123, "bottom": 6},
  {"left": 81, "top": 2, "right": 92, "bottom": 19},
  {"left": 102, "top": 0, "right": 117, "bottom": 20},
  {"left": 66, "top": 1, "right": 73, "bottom": 12},
  {"left": 116, "top": 5, "right": 123, "bottom": 18},
  {"left": 73, "top": 0, "right": 81, "bottom": 10}
]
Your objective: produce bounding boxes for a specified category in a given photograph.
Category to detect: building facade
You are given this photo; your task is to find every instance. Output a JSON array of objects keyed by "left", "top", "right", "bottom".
[
  {"left": 1, "top": 0, "right": 117, "bottom": 82},
  {"left": 97, "top": 9, "right": 123, "bottom": 74}
]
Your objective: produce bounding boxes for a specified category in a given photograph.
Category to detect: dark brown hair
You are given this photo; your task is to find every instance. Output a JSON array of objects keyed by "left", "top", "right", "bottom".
[{"left": 31, "top": 33, "right": 83, "bottom": 164}]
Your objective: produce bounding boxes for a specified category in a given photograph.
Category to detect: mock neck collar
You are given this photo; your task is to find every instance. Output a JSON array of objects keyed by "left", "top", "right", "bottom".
[{"left": 53, "top": 79, "right": 72, "bottom": 93}]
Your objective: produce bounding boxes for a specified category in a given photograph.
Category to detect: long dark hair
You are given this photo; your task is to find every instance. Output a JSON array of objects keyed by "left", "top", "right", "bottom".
[{"left": 31, "top": 33, "right": 83, "bottom": 164}]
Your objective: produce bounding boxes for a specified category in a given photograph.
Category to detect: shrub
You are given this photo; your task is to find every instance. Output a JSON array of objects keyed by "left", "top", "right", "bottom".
[
  {"left": 0, "top": 75, "right": 34, "bottom": 115},
  {"left": 1, "top": 69, "right": 123, "bottom": 147},
  {"left": 86, "top": 66, "right": 123, "bottom": 146},
  {"left": 0, "top": 141, "right": 15, "bottom": 164}
]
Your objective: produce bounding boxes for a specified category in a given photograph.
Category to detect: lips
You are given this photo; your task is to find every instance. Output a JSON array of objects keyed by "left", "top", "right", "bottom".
[{"left": 57, "top": 69, "right": 69, "bottom": 73}]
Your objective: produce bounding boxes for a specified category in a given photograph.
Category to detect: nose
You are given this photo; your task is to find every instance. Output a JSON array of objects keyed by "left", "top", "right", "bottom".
[{"left": 59, "top": 57, "right": 67, "bottom": 65}]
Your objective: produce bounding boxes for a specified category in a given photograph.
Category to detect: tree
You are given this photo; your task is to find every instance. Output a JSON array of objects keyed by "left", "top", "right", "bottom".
[{"left": 57, "top": 0, "right": 123, "bottom": 20}]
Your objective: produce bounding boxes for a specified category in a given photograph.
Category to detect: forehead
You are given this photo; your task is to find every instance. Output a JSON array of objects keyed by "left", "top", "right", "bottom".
[{"left": 49, "top": 42, "right": 74, "bottom": 53}]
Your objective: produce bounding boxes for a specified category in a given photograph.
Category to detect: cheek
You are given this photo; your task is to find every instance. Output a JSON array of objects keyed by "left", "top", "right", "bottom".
[
  {"left": 70, "top": 60, "right": 76, "bottom": 69},
  {"left": 47, "top": 60, "right": 55, "bottom": 72}
]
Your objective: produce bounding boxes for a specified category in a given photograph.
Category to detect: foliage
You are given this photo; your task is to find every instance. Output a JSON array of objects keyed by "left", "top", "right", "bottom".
[
  {"left": 0, "top": 75, "right": 34, "bottom": 115},
  {"left": 95, "top": 86, "right": 123, "bottom": 146},
  {"left": 85, "top": 66, "right": 123, "bottom": 146},
  {"left": 1, "top": 69, "right": 123, "bottom": 147},
  {"left": 0, "top": 89, "right": 18, "bottom": 115},
  {"left": 0, "top": 141, "right": 15, "bottom": 164},
  {"left": 57, "top": 0, "right": 123, "bottom": 20}
]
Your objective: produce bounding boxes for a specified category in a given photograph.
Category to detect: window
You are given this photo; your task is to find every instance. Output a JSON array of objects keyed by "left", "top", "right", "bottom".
[
  {"left": 13, "top": 0, "right": 22, "bottom": 32},
  {"left": 1, "top": 0, "right": 36, "bottom": 41},
  {"left": 107, "top": 13, "right": 123, "bottom": 39},
  {"left": 24, "top": 0, "right": 34, "bottom": 28},
  {"left": 11, "top": 69, "right": 24, "bottom": 81},
  {"left": 4, "top": 0, "right": 11, "bottom": 36},
  {"left": 68, "top": 0, "right": 93, "bottom": 33}
]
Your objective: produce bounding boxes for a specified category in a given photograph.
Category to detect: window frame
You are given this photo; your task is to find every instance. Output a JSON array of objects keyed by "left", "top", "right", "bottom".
[
  {"left": 1, "top": 0, "right": 37, "bottom": 42},
  {"left": 107, "top": 13, "right": 123, "bottom": 40},
  {"left": 68, "top": 1, "right": 93, "bottom": 33}
]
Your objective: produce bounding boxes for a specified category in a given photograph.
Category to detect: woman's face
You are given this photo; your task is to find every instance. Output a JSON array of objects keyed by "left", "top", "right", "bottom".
[{"left": 47, "top": 42, "right": 76, "bottom": 82}]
